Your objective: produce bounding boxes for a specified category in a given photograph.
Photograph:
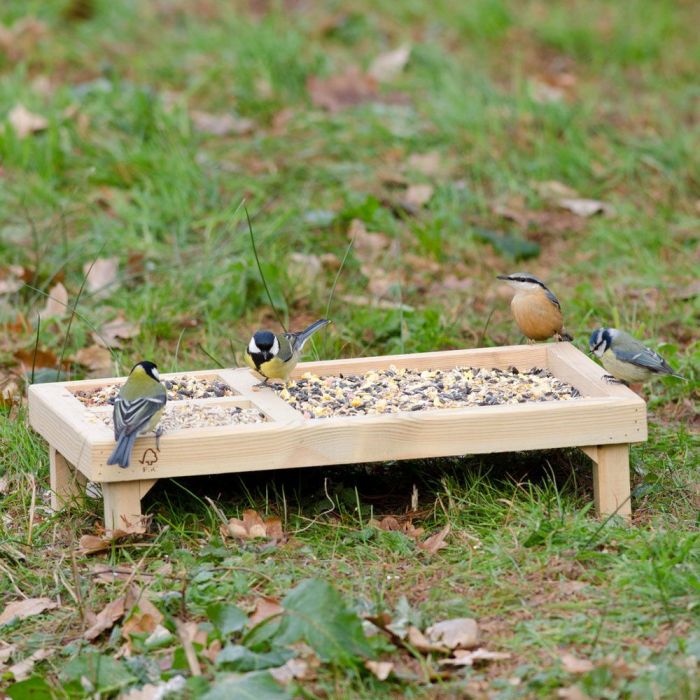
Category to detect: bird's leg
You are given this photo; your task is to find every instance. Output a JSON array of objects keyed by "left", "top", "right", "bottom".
[
  {"left": 603, "top": 374, "right": 626, "bottom": 386},
  {"left": 154, "top": 425, "right": 164, "bottom": 451},
  {"left": 252, "top": 377, "right": 270, "bottom": 390}
]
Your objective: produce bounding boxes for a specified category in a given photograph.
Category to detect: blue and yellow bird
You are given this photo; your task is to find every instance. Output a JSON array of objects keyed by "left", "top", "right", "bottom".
[
  {"left": 497, "top": 272, "right": 573, "bottom": 342},
  {"left": 245, "top": 319, "right": 330, "bottom": 384},
  {"left": 588, "top": 328, "right": 684, "bottom": 385},
  {"left": 107, "top": 361, "right": 167, "bottom": 468}
]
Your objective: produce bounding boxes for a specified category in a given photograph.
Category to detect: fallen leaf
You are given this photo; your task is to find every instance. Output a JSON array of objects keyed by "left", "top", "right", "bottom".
[
  {"left": 8, "top": 648, "right": 52, "bottom": 681},
  {"left": 561, "top": 653, "right": 595, "bottom": 674},
  {"left": 78, "top": 518, "right": 149, "bottom": 555},
  {"left": 7, "top": 104, "right": 48, "bottom": 138},
  {"left": 84, "top": 597, "right": 126, "bottom": 641},
  {"left": 402, "top": 183, "right": 433, "bottom": 209},
  {"left": 94, "top": 312, "right": 140, "bottom": 348},
  {"left": 365, "top": 659, "right": 394, "bottom": 680},
  {"left": 0, "top": 17, "right": 47, "bottom": 62},
  {"left": 191, "top": 110, "right": 255, "bottom": 136},
  {"left": 40, "top": 282, "right": 68, "bottom": 318},
  {"left": 558, "top": 198, "right": 613, "bottom": 217},
  {"left": 348, "top": 219, "right": 391, "bottom": 264},
  {"left": 369, "top": 45, "right": 411, "bottom": 82},
  {"left": 308, "top": 67, "right": 378, "bottom": 112},
  {"left": 14, "top": 347, "right": 68, "bottom": 372},
  {"left": 558, "top": 687, "right": 592, "bottom": 700},
  {"left": 426, "top": 618, "right": 479, "bottom": 650},
  {"left": 0, "top": 265, "right": 24, "bottom": 294},
  {"left": 418, "top": 523, "right": 450, "bottom": 555},
  {"left": 269, "top": 657, "right": 312, "bottom": 684},
  {"left": 0, "top": 597, "right": 58, "bottom": 625},
  {"left": 439, "top": 648, "right": 512, "bottom": 666},
  {"left": 75, "top": 344, "right": 113, "bottom": 376},
  {"left": 221, "top": 509, "right": 285, "bottom": 541},
  {"left": 0, "top": 642, "right": 16, "bottom": 664},
  {"left": 120, "top": 676, "right": 187, "bottom": 700},
  {"left": 248, "top": 596, "right": 284, "bottom": 628},
  {"left": 83, "top": 257, "right": 119, "bottom": 298},
  {"left": 406, "top": 625, "right": 448, "bottom": 653},
  {"left": 122, "top": 590, "right": 164, "bottom": 638},
  {"left": 406, "top": 151, "right": 441, "bottom": 176},
  {"left": 371, "top": 516, "right": 425, "bottom": 539}
]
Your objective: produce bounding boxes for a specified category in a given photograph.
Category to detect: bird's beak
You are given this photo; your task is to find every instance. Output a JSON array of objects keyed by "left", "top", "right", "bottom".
[{"left": 496, "top": 275, "right": 510, "bottom": 281}]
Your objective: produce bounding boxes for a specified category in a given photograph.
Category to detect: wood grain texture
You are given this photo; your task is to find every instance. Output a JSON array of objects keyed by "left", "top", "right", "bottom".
[
  {"left": 591, "top": 444, "right": 632, "bottom": 519},
  {"left": 49, "top": 448, "right": 85, "bottom": 510}
]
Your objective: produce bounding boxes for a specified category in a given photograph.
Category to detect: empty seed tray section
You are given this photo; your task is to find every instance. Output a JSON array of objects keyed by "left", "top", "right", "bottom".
[{"left": 28, "top": 343, "right": 647, "bottom": 529}]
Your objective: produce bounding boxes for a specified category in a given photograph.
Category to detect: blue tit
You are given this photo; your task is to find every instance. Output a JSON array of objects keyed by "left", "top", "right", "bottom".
[
  {"left": 107, "top": 360, "right": 167, "bottom": 468},
  {"left": 497, "top": 272, "right": 573, "bottom": 342},
  {"left": 245, "top": 319, "right": 330, "bottom": 384},
  {"left": 588, "top": 328, "right": 684, "bottom": 385}
]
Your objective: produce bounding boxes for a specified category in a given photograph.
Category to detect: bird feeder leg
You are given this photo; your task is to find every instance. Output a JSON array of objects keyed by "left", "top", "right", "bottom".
[
  {"left": 582, "top": 444, "right": 632, "bottom": 521},
  {"left": 102, "top": 479, "right": 157, "bottom": 531},
  {"left": 50, "top": 448, "right": 85, "bottom": 510}
]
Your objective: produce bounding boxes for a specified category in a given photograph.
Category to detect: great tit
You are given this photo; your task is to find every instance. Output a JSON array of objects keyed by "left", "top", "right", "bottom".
[
  {"left": 497, "top": 272, "right": 573, "bottom": 342},
  {"left": 107, "top": 360, "right": 167, "bottom": 468},
  {"left": 245, "top": 319, "right": 331, "bottom": 384},
  {"left": 588, "top": 328, "right": 684, "bottom": 385}
]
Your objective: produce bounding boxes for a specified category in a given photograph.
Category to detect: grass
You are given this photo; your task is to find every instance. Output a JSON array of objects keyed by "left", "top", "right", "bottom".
[{"left": 1, "top": 0, "right": 698, "bottom": 697}]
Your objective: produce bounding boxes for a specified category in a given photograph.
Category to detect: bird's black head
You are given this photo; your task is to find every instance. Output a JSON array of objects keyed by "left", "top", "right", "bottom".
[
  {"left": 247, "top": 330, "right": 279, "bottom": 365},
  {"left": 588, "top": 328, "right": 612, "bottom": 357},
  {"left": 131, "top": 360, "right": 160, "bottom": 381}
]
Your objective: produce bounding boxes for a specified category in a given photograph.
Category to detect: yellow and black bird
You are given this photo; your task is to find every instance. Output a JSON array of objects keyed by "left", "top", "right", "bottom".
[
  {"left": 245, "top": 319, "right": 330, "bottom": 384},
  {"left": 497, "top": 272, "right": 572, "bottom": 342},
  {"left": 107, "top": 361, "right": 167, "bottom": 468}
]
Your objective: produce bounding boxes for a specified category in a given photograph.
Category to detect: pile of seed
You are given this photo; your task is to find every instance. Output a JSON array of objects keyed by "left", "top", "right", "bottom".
[
  {"left": 275, "top": 365, "right": 581, "bottom": 418},
  {"left": 98, "top": 403, "right": 266, "bottom": 432},
  {"left": 74, "top": 376, "right": 235, "bottom": 407}
]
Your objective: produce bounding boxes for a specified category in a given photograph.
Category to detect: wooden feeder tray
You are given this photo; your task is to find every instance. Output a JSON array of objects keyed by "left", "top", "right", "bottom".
[{"left": 28, "top": 344, "right": 647, "bottom": 529}]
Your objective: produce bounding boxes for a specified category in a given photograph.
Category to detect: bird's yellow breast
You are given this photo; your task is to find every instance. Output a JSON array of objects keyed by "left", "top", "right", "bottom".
[
  {"left": 256, "top": 356, "right": 294, "bottom": 381},
  {"left": 511, "top": 290, "right": 563, "bottom": 341},
  {"left": 601, "top": 350, "right": 652, "bottom": 383}
]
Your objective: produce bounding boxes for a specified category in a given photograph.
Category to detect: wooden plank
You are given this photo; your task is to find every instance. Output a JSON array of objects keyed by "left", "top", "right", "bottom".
[
  {"left": 580, "top": 445, "right": 598, "bottom": 462},
  {"left": 219, "top": 369, "right": 304, "bottom": 423},
  {"left": 292, "top": 344, "right": 549, "bottom": 378},
  {"left": 591, "top": 444, "right": 631, "bottom": 520},
  {"left": 49, "top": 449, "right": 85, "bottom": 510},
  {"left": 102, "top": 481, "right": 145, "bottom": 530},
  {"left": 82, "top": 396, "right": 645, "bottom": 483}
]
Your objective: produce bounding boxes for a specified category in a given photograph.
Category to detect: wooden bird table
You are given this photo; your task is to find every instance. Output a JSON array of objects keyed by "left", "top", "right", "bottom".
[{"left": 28, "top": 344, "right": 646, "bottom": 529}]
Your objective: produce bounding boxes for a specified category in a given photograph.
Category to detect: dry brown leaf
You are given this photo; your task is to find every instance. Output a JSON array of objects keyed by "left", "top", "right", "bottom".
[
  {"left": 75, "top": 344, "right": 113, "bottom": 375},
  {"left": 418, "top": 523, "right": 450, "bottom": 555},
  {"left": 221, "top": 509, "right": 285, "bottom": 541},
  {"left": 270, "top": 657, "right": 313, "bottom": 684},
  {"left": 84, "top": 257, "right": 119, "bottom": 297},
  {"left": 558, "top": 686, "right": 592, "bottom": 700},
  {"left": 348, "top": 218, "right": 391, "bottom": 260},
  {"left": 558, "top": 198, "right": 613, "bottom": 217},
  {"left": 78, "top": 519, "right": 149, "bottom": 555},
  {"left": 191, "top": 110, "right": 255, "bottom": 136},
  {"left": 0, "top": 597, "right": 58, "bottom": 625},
  {"left": 369, "top": 45, "right": 411, "bottom": 82},
  {"left": 372, "top": 516, "right": 425, "bottom": 539},
  {"left": 94, "top": 312, "right": 140, "bottom": 348},
  {"left": 439, "top": 648, "right": 511, "bottom": 666},
  {"left": 406, "top": 625, "right": 448, "bottom": 653},
  {"left": 41, "top": 282, "right": 68, "bottom": 318},
  {"left": 14, "top": 347, "right": 67, "bottom": 372},
  {"left": 84, "top": 596, "right": 126, "bottom": 640},
  {"left": 0, "top": 265, "right": 24, "bottom": 295},
  {"left": 7, "top": 104, "right": 48, "bottom": 138},
  {"left": 122, "top": 592, "right": 163, "bottom": 638},
  {"left": 308, "top": 67, "right": 379, "bottom": 112},
  {"left": 403, "top": 183, "right": 434, "bottom": 209},
  {"left": 248, "top": 596, "right": 284, "bottom": 627},
  {"left": 365, "top": 659, "right": 394, "bottom": 680},
  {"left": 0, "top": 17, "right": 47, "bottom": 61},
  {"left": 426, "top": 618, "right": 479, "bottom": 650},
  {"left": 561, "top": 653, "right": 595, "bottom": 674},
  {"left": 8, "top": 648, "right": 52, "bottom": 681}
]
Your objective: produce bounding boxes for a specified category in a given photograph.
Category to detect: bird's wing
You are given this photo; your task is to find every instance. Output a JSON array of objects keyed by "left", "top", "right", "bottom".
[
  {"left": 543, "top": 287, "right": 561, "bottom": 310},
  {"left": 280, "top": 333, "right": 300, "bottom": 360},
  {"left": 614, "top": 346, "right": 673, "bottom": 374},
  {"left": 113, "top": 394, "right": 166, "bottom": 437}
]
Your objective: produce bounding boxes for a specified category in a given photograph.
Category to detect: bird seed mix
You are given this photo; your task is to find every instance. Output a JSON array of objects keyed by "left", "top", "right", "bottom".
[
  {"left": 73, "top": 375, "right": 235, "bottom": 406},
  {"left": 274, "top": 365, "right": 581, "bottom": 418}
]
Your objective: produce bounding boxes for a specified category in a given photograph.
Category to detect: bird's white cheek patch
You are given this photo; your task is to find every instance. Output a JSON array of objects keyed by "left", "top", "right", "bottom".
[
  {"left": 271, "top": 337, "right": 279, "bottom": 355},
  {"left": 152, "top": 368, "right": 160, "bottom": 380},
  {"left": 248, "top": 338, "right": 260, "bottom": 354}
]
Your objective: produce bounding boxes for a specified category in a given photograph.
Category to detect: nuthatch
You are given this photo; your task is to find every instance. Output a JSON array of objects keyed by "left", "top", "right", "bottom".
[
  {"left": 588, "top": 328, "right": 684, "bottom": 385},
  {"left": 245, "top": 319, "right": 331, "bottom": 384},
  {"left": 497, "top": 272, "right": 573, "bottom": 342}
]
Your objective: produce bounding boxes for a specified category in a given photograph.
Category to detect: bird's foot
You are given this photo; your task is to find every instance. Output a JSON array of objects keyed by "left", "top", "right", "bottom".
[
  {"left": 252, "top": 379, "right": 271, "bottom": 391},
  {"left": 603, "top": 374, "right": 626, "bottom": 385}
]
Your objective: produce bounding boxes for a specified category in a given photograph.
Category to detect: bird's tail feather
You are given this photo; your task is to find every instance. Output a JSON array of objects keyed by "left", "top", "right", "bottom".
[
  {"left": 295, "top": 319, "right": 331, "bottom": 349},
  {"left": 107, "top": 432, "right": 138, "bottom": 468}
]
